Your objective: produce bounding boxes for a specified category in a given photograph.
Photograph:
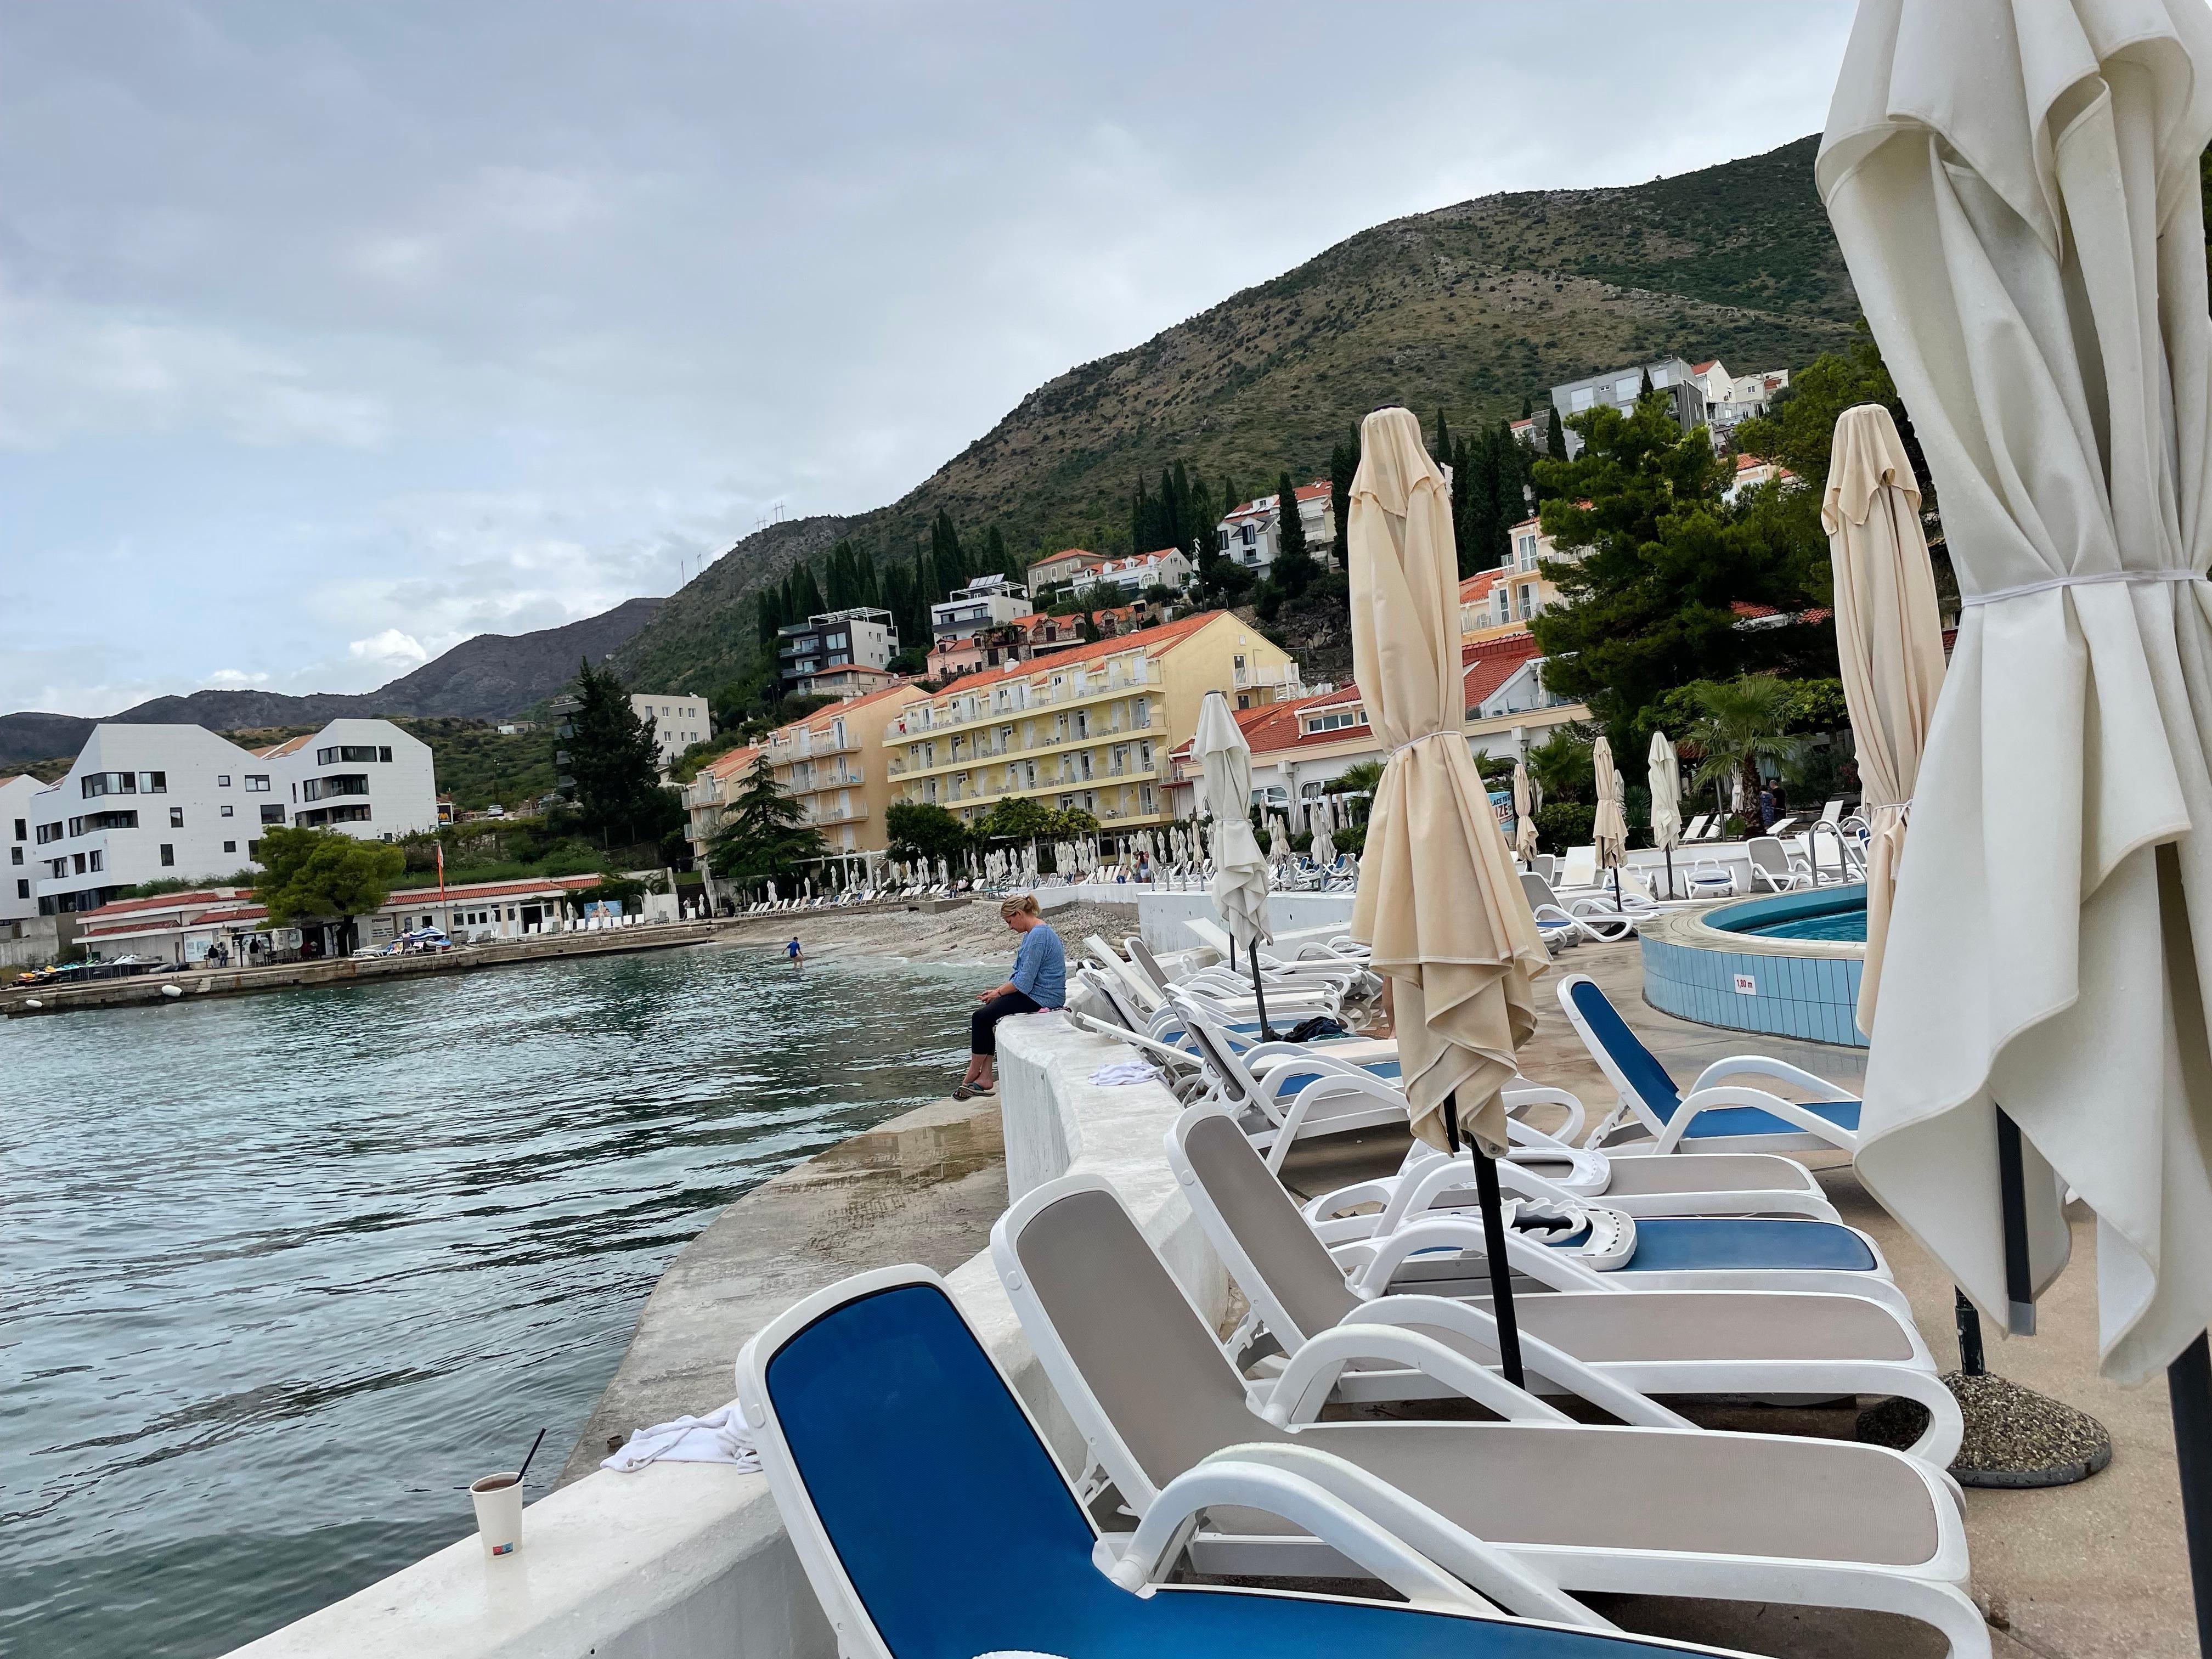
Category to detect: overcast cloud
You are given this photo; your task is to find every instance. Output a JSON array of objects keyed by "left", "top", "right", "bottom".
[{"left": 1, "top": 1, "right": 1854, "bottom": 716}]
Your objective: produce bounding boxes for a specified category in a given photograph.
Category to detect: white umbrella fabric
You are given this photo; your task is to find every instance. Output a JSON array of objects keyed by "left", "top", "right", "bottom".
[
  {"left": 1311, "top": 795, "right": 1337, "bottom": 870},
  {"left": 1268, "top": 813, "right": 1292, "bottom": 862},
  {"left": 1197, "top": 688, "right": 1273, "bottom": 973},
  {"left": 1592, "top": 735, "right": 1629, "bottom": 894},
  {"left": 1821, "top": 0, "right": 2212, "bottom": 1388},
  {"left": 1647, "top": 732, "right": 1681, "bottom": 898},
  {"left": 1826, "top": 402, "right": 1946, "bottom": 1035},
  {"left": 1513, "top": 759, "right": 1538, "bottom": 861}
]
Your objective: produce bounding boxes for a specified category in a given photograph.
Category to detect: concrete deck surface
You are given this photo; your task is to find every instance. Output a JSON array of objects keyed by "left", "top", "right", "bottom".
[{"left": 1278, "top": 940, "right": 2191, "bottom": 1659}]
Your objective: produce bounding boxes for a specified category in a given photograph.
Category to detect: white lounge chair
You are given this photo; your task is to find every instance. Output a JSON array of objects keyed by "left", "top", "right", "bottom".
[
  {"left": 992, "top": 1178, "right": 1985, "bottom": 1657},
  {"left": 1558, "top": 974, "right": 1864, "bottom": 1157},
  {"left": 1745, "top": 836, "right": 1813, "bottom": 893}
]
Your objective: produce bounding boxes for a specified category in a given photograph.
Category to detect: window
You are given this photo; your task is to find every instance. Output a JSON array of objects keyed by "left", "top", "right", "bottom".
[
  {"left": 1518, "top": 534, "right": 1538, "bottom": 569},
  {"left": 245, "top": 775, "right": 270, "bottom": 792},
  {"left": 1240, "top": 523, "right": 1257, "bottom": 547},
  {"left": 10, "top": 819, "right": 22, "bottom": 840},
  {"left": 223, "top": 840, "right": 237, "bottom": 854},
  {"left": 1570, "top": 387, "right": 1596, "bottom": 411},
  {"left": 170, "top": 807, "right": 184, "bottom": 828},
  {"left": 15, "top": 880, "right": 25, "bottom": 900},
  {"left": 81, "top": 771, "right": 136, "bottom": 798},
  {"left": 1305, "top": 710, "right": 1363, "bottom": 734},
  {"left": 1517, "top": 584, "right": 1535, "bottom": 621},
  {"left": 72, "top": 853, "right": 86, "bottom": 874},
  {"left": 259, "top": 805, "right": 284, "bottom": 825},
  {"left": 1615, "top": 375, "right": 1640, "bottom": 402},
  {"left": 221, "top": 804, "right": 234, "bottom": 817},
  {"left": 8, "top": 847, "right": 18, "bottom": 865},
  {"left": 217, "top": 775, "right": 231, "bottom": 788},
  {"left": 379, "top": 746, "right": 392, "bottom": 763},
  {"left": 160, "top": 844, "right": 175, "bottom": 867}
]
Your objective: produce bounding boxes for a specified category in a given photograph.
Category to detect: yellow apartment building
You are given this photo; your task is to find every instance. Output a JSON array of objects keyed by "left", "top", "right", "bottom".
[
  {"left": 681, "top": 743, "right": 760, "bottom": 862},
  {"left": 758, "top": 681, "right": 926, "bottom": 854},
  {"left": 883, "top": 610, "right": 1301, "bottom": 830}
]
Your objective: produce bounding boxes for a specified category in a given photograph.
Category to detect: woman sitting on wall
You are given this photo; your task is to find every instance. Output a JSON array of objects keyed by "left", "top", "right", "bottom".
[{"left": 953, "top": 895, "right": 1065, "bottom": 1101}]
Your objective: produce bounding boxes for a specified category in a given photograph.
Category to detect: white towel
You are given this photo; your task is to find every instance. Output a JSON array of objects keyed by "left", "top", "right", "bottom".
[
  {"left": 1086, "top": 1060, "right": 1158, "bottom": 1087},
  {"left": 601, "top": 1400, "right": 760, "bottom": 1473}
]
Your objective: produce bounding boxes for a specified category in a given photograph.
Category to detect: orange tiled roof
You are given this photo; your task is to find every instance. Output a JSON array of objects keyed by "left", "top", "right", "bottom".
[{"left": 914, "top": 610, "right": 1221, "bottom": 699}]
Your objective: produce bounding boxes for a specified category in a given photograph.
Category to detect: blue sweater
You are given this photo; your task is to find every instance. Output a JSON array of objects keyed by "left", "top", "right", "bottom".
[{"left": 1009, "top": 922, "right": 1066, "bottom": 1008}]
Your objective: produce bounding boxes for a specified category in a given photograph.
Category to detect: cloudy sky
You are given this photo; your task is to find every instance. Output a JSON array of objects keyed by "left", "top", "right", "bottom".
[{"left": 2, "top": 2, "right": 1854, "bottom": 716}]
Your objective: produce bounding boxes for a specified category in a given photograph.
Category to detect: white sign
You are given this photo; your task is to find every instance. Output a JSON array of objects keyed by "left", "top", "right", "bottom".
[{"left": 1732, "top": 972, "right": 1757, "bottom": 996}]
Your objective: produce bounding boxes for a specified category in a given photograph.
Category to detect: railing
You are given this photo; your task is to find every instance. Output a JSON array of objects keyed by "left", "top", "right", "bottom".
[{"left": 884, "top": 663, "right": 1163, "bottom": 738}]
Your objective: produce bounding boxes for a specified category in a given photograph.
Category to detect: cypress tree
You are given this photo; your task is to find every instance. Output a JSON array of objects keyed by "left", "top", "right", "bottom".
[
  {"left": 1521, "top": 393, "right": 1534, "bottom": 419},
  {"left": 985, "top": 524, "right": 1014, "bottom": 581},
  {"left": 930, "top": 510, "right": 967, "bottom": 594},
  {"left": 1129, "top": 476, "right": 1154, "bottom": 558},
  {"left": 1328, "top": 422, "right": 1360, "bottom": 563},
  {"left": 756, "top": 590, "right": 780, "bottom": 644},
  {"left": 1434, "top": 408, "right": 1452, "bottom": 467},
  {"left": 1273, "top": 470, "right": 1315, "bottom": 597},
  {"left": 1638, "top": 366, "right": 1655, "bottom": 400},
  {"left": 1546, "top": 408, "right": 1570, "bottom": 461}
]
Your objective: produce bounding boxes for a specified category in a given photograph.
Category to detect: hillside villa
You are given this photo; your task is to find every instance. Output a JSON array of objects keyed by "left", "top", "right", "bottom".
[{"left": 1216, "top": 481, "right": 1336, "bottom": 575}]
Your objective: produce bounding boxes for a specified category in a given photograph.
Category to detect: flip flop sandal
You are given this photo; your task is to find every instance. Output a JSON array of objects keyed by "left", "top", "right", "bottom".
[{"left": 952, "top": 1084, "right": 977, "bottom": 1101}]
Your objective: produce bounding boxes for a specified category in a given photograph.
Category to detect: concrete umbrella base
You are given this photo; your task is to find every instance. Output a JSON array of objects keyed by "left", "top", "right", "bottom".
[{"left": 1859, "top": 1370, "right": 2114, "bottom": 1488}]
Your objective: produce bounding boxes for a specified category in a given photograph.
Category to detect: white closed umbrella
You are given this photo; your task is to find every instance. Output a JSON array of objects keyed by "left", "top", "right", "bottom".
[
  {"left": 1821, "top": 0, "right": 2212, "bottom": 1417},
  {"left": 1512, "top": 759, "right": 1538, "bottom": 862},
  {"left": 1268, "top": 812, "right": 1292, "bottom": 862},
  {"left": 1647, "top": 733, "right": 1681, "bottom": 898},
  {"left": 1349, "top": 405, "right": 1550, "bottom": 1384},
  {"left": 1592, "top": 734, "right": 1629, "bottom": 912},
  {"left": 1311, "top": 795, "right": 1337, "bottom": 870},
  {"left": 1826, "top": 403, "right": 1945, "bottom": 1035},
  {"left": 1197, "top": 690, "right": 1276, "bottom": 1029}
]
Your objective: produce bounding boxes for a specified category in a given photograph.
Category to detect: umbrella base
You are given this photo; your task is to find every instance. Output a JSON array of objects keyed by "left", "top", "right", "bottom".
[{"left": 1858, "top": 1371, "right": 2112, "bottom": 1487}]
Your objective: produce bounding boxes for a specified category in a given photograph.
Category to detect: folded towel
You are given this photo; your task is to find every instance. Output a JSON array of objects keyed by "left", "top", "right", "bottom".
[
  {"left": 1087, "top": 1060, "right": 1158, "bottom": 1087},
  {"left": 602, "top": 1400, "right": 760, "bottom": 1473}
]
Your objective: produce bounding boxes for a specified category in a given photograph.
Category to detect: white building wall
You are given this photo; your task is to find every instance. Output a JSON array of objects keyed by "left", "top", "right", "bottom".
[
  {"left": 278, "top": 719, "right": 442, "bottom": 838},
  {"left": 631, "top": 695, "right": 712, "bottom": 770},
  {"left": 1, "top": 772, "right": 45, "bottom": 922}
]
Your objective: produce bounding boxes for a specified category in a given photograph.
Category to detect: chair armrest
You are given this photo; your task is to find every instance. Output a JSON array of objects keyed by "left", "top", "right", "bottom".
[
  {"left": 1686, "top": 1055, "right": 1856, "bottom": 1099},
  {"left": 1192, "top": 1443, "right": 1610, "bottom": 1629},
  {"left": 1260, "top": 1321, "right": 1572, "bottom": 1427},
  {"left": 1656, "top": 1085, "right": 1861, "bottom": 1155},
  {"left": 1352, "top": 1294, "right": 1697, "bottom": 1430},
  {"left": 1348, "top": 1212, "right": 1612, "bottom": 1296},
  {"left": 1503, "top": 1082, "right": 1585, "bottom": 1143},
  {"left": 1107, "top": 1458, "right": 1497, "bottom": 1615}
]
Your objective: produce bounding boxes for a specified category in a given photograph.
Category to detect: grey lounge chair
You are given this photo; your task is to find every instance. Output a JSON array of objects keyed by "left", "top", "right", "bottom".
[
  {"left": 992, "top": 1176, "right": 1984, "bottom": 1657},
  {"left": 1165, "top": 1103, "right": 1961, "bottom": 1468}
]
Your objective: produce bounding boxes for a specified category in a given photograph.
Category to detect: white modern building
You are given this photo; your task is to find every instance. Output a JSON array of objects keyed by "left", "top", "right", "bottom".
[
  {"left": 2, "top": 772, "right": 45, "bottom": 923},
  {"left": 928, "top": 574, "right": 1032, "bottom": 644},
  {"left": 1073, "top": 547, "right": 1194, "bottom": 598},
  {"left": 1216, "top": 482, "right": 1336, "bottom": 574},
  {"left": 22, "top": 718, "right": 439, "bottom": 914},
  {"left": 630, "top": 694, "right": 711, "bottom": 770}
]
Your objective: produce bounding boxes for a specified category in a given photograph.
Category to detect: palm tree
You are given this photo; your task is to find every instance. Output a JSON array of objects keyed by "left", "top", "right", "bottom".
[
  {"left": 1524, "top": 729, "right": 1594, "bottom": 806},
  {"left": 1684, "top": 676, "right": 1796, "bottom": 832},
  {"left": 1325, "top": 759, "right": 1385, "bottom": 826}
]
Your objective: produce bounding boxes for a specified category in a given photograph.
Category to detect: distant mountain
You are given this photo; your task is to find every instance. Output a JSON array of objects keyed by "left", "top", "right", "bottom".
[
  {"left": 0, "top": 597, "right": 663, "bottom": 769},
  {"left": 611, "top": 133, "right": 1860, "bottom": 695}
]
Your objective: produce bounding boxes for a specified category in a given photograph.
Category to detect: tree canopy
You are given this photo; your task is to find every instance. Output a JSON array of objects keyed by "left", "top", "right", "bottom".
[
  {"left": 706, "top": 763, "right": 826, "bottom": 885},
  {"left": 1527, "top": 392, "right": 1835, "bottom": 751},
  {"left": 561, "top": 658, "right": 685, "bottom": 849},
  {"left": 253, "top": 826, "right": 405, "bottom": 925},
  {"left": 885, "top": 800, "right": 971, "bottom": 863},
  {"left": 974, "top": 795, "right": 1053, "bottom": 842},
  {"left": 1272, "top": 471, "right": 1316, "bottom": 597}
]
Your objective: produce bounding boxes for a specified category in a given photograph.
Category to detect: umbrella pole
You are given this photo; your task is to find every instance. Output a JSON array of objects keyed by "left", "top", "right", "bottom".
[
  {"left": 1664, "top": 848, "right": 1675, "bottom": 900},
  {"left": 2168, "top": 1334, "right": 2212, "bottom": 1656},
  {"left": 1445, "top": 1091, "right": 1525, "bottom": 1389},
  {"left": 1611, "top": 865, "right": 1622, "bottom": 912},
  {"left": 1249, "top": 951, "right": 1274, "bottom": 1042}
]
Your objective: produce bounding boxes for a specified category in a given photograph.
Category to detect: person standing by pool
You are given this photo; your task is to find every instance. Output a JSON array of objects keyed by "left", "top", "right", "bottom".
[
  {"left": 955, "top": 895, "right": 1064, "bottom": 1100},
  {"left": 787, "top": 935, "right": 803, "bottom": 967}
]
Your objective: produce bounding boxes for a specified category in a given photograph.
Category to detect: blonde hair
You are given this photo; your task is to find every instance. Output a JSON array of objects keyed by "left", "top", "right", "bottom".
[{"left": 1000, "top": 894, "right": 1041, "bottom": 921}]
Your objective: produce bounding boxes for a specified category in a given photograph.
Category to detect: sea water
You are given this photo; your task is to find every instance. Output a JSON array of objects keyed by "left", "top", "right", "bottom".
[{"left": 0, "top": 944, "right": 973, "bottom": 1658}]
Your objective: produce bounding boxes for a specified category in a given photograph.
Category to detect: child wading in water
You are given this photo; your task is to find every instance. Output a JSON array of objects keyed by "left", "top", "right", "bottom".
[{"left": 954, "top": 895, "right": 1064, "bottom": 1101}]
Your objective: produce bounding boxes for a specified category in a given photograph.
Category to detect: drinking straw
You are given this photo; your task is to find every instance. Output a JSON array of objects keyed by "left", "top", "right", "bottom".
[{"left": 516, "top": 1427, "right": 549, "bottom": 1485}]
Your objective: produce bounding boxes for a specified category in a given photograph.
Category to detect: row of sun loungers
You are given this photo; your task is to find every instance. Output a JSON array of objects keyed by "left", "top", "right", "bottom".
[{"left": 732, "top": 922, "right": 1984, "bottom": 1659}]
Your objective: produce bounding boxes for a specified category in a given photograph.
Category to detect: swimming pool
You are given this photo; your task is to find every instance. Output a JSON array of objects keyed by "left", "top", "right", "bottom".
[{"left": 1639, "top": 885, "right": 1870, "bottom": 1047}]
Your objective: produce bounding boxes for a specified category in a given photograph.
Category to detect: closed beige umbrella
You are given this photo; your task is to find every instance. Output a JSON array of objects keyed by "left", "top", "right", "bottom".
[
  {"left": 1512, "top": 759, "right": 1538, "bottom": 861},
  {"left": 1592, "top": 735, "right": 1629, "bottom": 882},
  {"left": 1826, "top": 403, "right": 1944, "bottom": 1037},
  {"left": 1348, "top": 407, "right": 1549, "bottom": 1157},
  {"left": 1647, "top": 732, "right": 1681, "bottom": 898}
]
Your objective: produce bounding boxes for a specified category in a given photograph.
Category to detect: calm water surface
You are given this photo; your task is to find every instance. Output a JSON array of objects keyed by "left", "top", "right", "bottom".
[{"left": 0, "top": 943, "right": 975, "bottom": 1658}]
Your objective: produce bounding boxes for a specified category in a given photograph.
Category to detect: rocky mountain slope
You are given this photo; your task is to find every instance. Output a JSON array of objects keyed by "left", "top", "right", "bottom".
[
  {"left": 0, "top": 598, "right": 662, "bottom": 768},
  {"left": 612, "top": 134, "right": 1858, "bottom": 695}
]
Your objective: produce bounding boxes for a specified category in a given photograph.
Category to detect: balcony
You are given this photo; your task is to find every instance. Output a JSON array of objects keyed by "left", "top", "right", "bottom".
[
  {"left": 1232, "top": 662, "right": 1304, "bottom": 697},
  {"left": 884, "top": 659, "right": 1164, "bottom": 738}
]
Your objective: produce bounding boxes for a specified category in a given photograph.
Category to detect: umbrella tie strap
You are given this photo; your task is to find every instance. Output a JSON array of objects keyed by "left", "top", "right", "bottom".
[
  {"left": 1962, "top": 568, "right": 2204, "bottom": 606},
  {"left": 1385, "top": 732, "right": 1462, "bottom": 757}
]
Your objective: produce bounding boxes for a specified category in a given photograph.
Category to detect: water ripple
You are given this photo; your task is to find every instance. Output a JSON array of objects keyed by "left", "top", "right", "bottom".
[{"left": 0, "top": 943, "right": 975, "bottom": 1657}]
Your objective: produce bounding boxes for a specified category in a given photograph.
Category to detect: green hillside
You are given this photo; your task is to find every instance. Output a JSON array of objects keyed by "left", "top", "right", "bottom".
[{"left": 613, "top": 134, "right": 1858, "bottom": 696}]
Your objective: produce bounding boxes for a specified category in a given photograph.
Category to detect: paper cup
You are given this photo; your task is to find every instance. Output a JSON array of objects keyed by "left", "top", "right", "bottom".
[{"left": 470, "top": 1472, "right": 523, "bottom": 1560}]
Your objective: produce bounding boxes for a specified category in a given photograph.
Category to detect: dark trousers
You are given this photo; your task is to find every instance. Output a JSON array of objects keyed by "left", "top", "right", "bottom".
[{"left": 972, "top": 989, "right": 1041, "bottom": 1057}]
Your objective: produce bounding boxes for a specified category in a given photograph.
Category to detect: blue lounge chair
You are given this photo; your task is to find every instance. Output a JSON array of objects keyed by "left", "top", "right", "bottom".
[
  {"left": 735, "top": 1265, "right": 1778, "bottom": 1659},
  {"left": 1558, "top": 975, "right": 1864, "bottom": 1156}
]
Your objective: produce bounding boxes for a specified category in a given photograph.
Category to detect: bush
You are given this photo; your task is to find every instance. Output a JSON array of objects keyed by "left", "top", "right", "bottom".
[{"left": 1534, "top": 803, "right": 1596, "bottom": 855}]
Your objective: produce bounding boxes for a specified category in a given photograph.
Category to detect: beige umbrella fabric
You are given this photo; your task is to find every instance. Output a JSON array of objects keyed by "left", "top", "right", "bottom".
[
  {"left": 1647, "top": 732, "right": 1681, "bottom": 895},
  {"left": 1821, "top": 0, "right": 2212, "bottom": 1381},
  {"left": 1348, "top": 407, "right": 1549, "bottom": 1154},
  {"left": 1592, "top": 736, "right": 1629, "bottom": 871},
  {"left": 1826, "top": 403, "right": 1945, "bottom": 1039},
  {"left": 1311, "top": 795, "right": 1337, "bottom": 868},
  {"left": 1513, "top": 759, "right": 1539, "bottom": 860},
  {"left": 1196, "top": 690, "right": 1271, "bottom": 956}
]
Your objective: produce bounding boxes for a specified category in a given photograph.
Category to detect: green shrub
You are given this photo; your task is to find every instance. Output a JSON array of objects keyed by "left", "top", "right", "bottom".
[{"left": 1535, "top": 802, "right": 1596, "bottom": 854}]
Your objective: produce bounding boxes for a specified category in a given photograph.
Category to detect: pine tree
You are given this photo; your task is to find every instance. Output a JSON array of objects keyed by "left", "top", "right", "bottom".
[
  {"left": 563, "top": 657, "right": 683, "bottom": 848},
  {"left": 1272, "top": 470, "right": 1315, "bottom": 597},
  {"left": 707, "top": 761, "right": 827, "bottom": 886},
  {"left": 1547, "top": 408, "right": 1570, "bottom": 461}
]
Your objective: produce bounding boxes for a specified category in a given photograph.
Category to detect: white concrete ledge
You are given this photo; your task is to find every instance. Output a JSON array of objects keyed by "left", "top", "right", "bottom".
[{"left": 229, "top": 1013, "right": 1216, "bottom": 1658}]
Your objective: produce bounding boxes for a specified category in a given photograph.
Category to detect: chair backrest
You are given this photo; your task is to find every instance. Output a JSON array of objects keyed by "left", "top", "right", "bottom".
[
  {"left": 1519, "top": 870, "right": 1560, "bottom": 914},
  {"left": 742, "top": 1271, "right": 1114, "bottom": 1659},
  {"left": 1560, "top": 975, "right": 1682, "bottom": 1121},
  {"left": 1822, "top": 798, "right": 1844, "bottom": 823},
  {"left": 1746, "top": 837, "right": 1791, "bottom": 875},
  {"left": 1561, "top": 845, "right": 1598, "bottom": 888},
  {"left": 1681, "top": 815, "right": 1708, "bottom": 842},
  {"left": 1165, "top": 994, "right": 1257, "bottom": 1108},
  {"left": 994, "top": 1178, "right": 1274, "bottom": 1506},
  {"left": 1169, "top": 1107, "right": 1363, "bottom": 1346},
  {"left": 1126, "top": 935, "right": 1177, "bottom": 995},
  {"left": 1532, "top": 853, "right": 1558, "bottom": 883},
  {"left": 1084, "top": 934, "right": 1161, "bottom": 1012}
]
